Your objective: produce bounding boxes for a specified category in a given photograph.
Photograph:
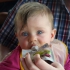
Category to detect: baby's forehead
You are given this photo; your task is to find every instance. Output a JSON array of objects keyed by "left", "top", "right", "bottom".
[
  {"left": 17, "top": 14, "right": 53, "bottom": 29},
  {"left": 20, "top": 23, "right": 52, "bottom": 32}
]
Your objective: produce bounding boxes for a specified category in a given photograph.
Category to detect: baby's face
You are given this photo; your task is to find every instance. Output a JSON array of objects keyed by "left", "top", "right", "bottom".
[{"left": 16, "top": 14, "right": 55, "bottom": 49}]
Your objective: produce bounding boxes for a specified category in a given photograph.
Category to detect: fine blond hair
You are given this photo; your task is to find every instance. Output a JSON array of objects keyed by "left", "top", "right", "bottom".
[{"left": 14, "top": 2, "right": 54, "bottom": 32}]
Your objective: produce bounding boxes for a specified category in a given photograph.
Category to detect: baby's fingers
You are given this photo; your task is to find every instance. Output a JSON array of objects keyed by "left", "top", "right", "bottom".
[
  {"left": 51, "top": 62, "right": 65, "bottom": 70},
  {"left": 25, "top": 53, "right": 40, "bottom": 70},
  {"left": 20, "top": 58, "right": 28, "bottom": 70},
  {"left": 34, "top": 54, "right": 57, "bottom": 70}
]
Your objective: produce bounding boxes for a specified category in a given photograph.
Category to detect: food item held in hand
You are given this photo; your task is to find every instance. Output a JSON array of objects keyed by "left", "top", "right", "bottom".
[{"left": 22, "top": 43, "right": 54, "bottom": 64}]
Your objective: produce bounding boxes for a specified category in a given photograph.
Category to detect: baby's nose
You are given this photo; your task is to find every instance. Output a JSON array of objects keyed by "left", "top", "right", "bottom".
[{"left": 29, "top": 35, "right": 37, "bottom": 43}]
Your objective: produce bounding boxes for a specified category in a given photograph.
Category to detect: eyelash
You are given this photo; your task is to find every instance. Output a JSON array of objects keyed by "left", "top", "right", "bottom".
[
  {"left": 37, "top": 30, "right": 43, "bottom": 35},
  {"left": 21, "top": 30, "right": 43, "bottom": 36},
  {"left": 22, "top": 32, "right": 28, "bottom": 36}
]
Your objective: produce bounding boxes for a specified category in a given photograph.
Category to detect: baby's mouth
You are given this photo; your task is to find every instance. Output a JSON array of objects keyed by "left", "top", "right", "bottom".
[
  {"left": 31, "top": 45, "right": 39, "bottom": 51},
  {"left": 30, "top": 43, "right": 38, "bottom": 48}
]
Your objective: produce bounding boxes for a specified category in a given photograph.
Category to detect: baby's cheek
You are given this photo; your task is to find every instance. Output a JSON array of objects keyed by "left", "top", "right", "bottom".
[
  {"left": 39, "top": 36, "right": 50, "bottom": 44},
  {"left": 39, "top": 37, "right": 46, "bottom": 43},
  {"left": 19, "top": 39, "right": 28, "bottom": 49}
]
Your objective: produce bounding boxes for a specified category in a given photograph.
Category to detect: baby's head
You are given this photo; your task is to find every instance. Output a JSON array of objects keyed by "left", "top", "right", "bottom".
[{"left": 14, "top": 2, "right": 56, "bottom": 49}]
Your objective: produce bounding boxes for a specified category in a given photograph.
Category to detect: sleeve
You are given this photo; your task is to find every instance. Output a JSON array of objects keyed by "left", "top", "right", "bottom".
[
  {"left": 0, "top": 46, "right": 21, "bottom": 70},
  {"left": 64, "top": 54, "right": 70, "bottom": 70},
  {"left": 51, "top": 39, "right": 68, "bottom": 66}
]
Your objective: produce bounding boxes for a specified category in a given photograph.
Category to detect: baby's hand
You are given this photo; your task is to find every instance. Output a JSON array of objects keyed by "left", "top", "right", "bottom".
[
  {"left": 33, "top": 54, "right": 65, "bottom": 70},
  {"left": 21, "top": 53, "right": 65, "bottom": 70},
  {"left": 21, "top": 53, "right": 40, "bottom": 70}
]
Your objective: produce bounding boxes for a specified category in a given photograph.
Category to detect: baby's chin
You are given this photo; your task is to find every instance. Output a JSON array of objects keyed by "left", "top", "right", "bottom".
[{"left": 22, "top": 43, "right": 54, "bottom": 64}]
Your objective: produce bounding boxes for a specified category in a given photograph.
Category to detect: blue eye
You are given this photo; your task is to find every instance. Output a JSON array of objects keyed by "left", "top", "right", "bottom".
[
  {"left": 22, "top": 32, "right": 28, "bottom": 36},
  {"left": 37, "top": 30, "right": 43, "bottom": 34}
]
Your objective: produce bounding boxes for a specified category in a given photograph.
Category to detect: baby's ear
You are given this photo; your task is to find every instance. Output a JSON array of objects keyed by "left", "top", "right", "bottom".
[{"left": 51, "top": 29, "right": 56, "bottom": 41}]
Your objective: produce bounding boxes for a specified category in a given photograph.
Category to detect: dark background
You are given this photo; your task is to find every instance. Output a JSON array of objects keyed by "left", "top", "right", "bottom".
[
  {"left": 0, "top": 0, "right": 17, "bottom": 12},
  {"left": 0, "top": 0, "right": 17, "bottom": 28}
]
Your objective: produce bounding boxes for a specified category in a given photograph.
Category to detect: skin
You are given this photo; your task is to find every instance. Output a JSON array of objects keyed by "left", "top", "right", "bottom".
[
  {"left": 16, "top": 14, "right": 64, "bottom": 70},
  {"left": 21, "top": 53, "right": 65, "bottom": 70},
  {"left": 16, "top": 14, "right": 56, "bottom": 49}
]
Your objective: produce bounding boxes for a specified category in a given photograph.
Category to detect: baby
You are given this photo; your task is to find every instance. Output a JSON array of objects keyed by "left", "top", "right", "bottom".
[{"left": 0, "top": 2, "right": 68, "bottom": 70}]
